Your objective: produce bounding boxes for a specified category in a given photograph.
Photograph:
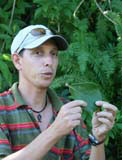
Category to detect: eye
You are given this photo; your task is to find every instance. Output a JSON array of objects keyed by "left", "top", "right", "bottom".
[
  {"left": 35, "top": 51, "right": 43, "bottom": 56},
  {"left": 35, "top": 51, "right": 39, "bottom": 54},
  {"left": 51, "top": 51, "right": 58, "bottom": 56}
]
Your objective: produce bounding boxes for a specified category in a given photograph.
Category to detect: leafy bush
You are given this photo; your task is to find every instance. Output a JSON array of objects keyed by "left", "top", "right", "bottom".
[{"left": 0, "top": 0, "right": 122, "bottom": 159}]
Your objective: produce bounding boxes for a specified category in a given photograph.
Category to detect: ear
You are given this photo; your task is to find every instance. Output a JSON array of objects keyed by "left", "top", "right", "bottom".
[{"left": 11, "top": 53, "right": 22, "bottom": 71}]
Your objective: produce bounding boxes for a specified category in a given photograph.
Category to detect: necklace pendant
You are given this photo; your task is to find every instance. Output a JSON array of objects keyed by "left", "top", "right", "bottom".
[{"left": 37, "top": 114, "right": 42, "bottom": 122}]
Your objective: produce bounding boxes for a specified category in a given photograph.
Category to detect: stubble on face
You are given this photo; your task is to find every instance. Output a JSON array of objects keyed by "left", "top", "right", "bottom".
[{"left": 19, "top": 40, "right": 59, "bottom": 89}]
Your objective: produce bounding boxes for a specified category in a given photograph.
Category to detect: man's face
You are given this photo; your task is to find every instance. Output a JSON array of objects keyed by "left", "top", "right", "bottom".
[{"left": 17, "top": 39, "right": 59, "bottom": 89}]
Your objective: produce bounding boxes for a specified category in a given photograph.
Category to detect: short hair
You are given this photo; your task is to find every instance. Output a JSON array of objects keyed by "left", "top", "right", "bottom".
[{"left": 18, "top": 49, "right": 25, "bottom": 57}]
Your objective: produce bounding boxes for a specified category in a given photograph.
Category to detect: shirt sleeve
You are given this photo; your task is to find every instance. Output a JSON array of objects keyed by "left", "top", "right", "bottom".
[
  {"left": 0, "top": 116, "right": 12, "bottom": 159},
  {"left": 73, "top": 122, "right": 91, "bottom": 160}
]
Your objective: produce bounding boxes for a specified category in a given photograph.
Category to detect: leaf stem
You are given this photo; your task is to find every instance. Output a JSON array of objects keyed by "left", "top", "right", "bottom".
[
  {"left": 108, "top": 0, "right": 112, "bottom": 11},
  {"left": 73, "top": 0, "right": 85, "bottom": 18},
  {"left": 9, "top": 0, "right": 16, "bottom": 28},
  {"left": 65, "top": 83, "right": 81, "bottom": 94},
  {"left": 94, "top": 0, "right": 116, "bottom": 25}
]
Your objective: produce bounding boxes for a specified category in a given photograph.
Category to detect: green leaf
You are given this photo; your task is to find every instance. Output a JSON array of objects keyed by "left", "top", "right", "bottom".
[
  {"left": 0, "top": 59, "right": 12, "bottom": 86},
  {"left": 116, "top": 123, "right": 122, "bottom": 129},
  {"left": 0, "top": 74, "right": 3, "bottom": 90},
  {"left": 68, "top": 82, "right": 103, "bottom": 112},
  {"left": 0, "top": 24, "right": 12, "bottom": 34},
  {"left": 1, "top": 54, "right": 12, "bottom": 61},
  {"left": 0, "top": 34, "right": 11, "bottom": 41},
  {"left": 34, "top": 8, "right": 42, "bottom": 20}
]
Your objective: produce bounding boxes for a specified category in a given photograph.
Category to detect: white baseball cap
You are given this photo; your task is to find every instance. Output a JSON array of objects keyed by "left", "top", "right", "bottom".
[{"left": 11, "top": 24, "right": 68, "bottom": 54}]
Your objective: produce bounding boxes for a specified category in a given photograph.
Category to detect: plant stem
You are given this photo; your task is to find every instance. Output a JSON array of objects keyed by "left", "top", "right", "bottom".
[
  {"left": 94, "top": 0, "right": 116, "bottom": 25},
  {"left": 0, "top": 0, "right": 16, "bottom": 53},
  {"left": 73, "top": 0, "right": 85, "bottom": 18}
]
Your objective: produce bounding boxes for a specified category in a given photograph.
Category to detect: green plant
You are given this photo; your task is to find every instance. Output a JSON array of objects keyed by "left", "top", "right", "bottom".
[{"left": 0, "top": 0, "right": 122, "bottom": 159}]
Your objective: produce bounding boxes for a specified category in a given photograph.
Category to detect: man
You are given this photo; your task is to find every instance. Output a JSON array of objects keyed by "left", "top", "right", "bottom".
[{"left": 0, "top": 24, "right": 117, "bottom": 160}]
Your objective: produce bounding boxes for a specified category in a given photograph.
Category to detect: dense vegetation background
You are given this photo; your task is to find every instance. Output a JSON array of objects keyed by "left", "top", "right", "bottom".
[{"left": 0, "top": 0, "right": 122, "bottom": 159}]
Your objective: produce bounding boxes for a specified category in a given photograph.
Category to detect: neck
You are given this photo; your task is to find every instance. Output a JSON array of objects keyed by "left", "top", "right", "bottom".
[{"left": 18, "top": 81, "right": 48, "bottom": 110}]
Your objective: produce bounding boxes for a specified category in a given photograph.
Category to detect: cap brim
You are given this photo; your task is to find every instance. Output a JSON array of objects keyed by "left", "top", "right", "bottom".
[{"left": 24, "top": 35, "right": 68, "bottom": 51}]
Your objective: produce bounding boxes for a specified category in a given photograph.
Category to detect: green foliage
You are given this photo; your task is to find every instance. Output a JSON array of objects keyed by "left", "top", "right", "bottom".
[
  {"left": 0, "top": 0, "right": 122, "bottom": 159},
  {"left": 0, "top": 54, "right": 16, "bottom": 92},
  {"left": 68, "top": 82, "right": 103, "bottom": 112},
  {"left": 67, "top": 82, "right": 103, "bottom": 132}
]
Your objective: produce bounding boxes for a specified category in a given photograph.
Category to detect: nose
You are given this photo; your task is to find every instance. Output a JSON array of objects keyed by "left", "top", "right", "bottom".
[{"left": 43, "top": 55, "right": 53, "bottom": 67}]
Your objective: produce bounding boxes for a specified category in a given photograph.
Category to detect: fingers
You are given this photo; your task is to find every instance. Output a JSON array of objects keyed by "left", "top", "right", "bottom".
[
  {"left": 53, "top": 100, "right": 87, "bottom": 136},
  {"left": 62, "top": 106, "right": 82, "bottom": 116},
  {"left": 97, "top": 117, "right": 114, "bottom": 130},
  {"left": 96, "top": 111, "right": 114, "bottom": 122},
  {"left": 66, "top": 113, "right": 82, "bottom": 121},
  {"left": 96, "top": 110, "right": 115, "bottom": 131},
  {"left": 72, "top": 120, "right": 81, "bottom": 128},
  {"left": 93, "top": 124, "right": 108, "bottom": 138},
  {"left": 65, "top": 114, "right": 81, "bottom": 128},
  {"left": 93, "top": 117, "right": 115, "bottom": 138},
  {"left": 92, "top": 101, "right": 118, "bottom": 140},
  {"left": 60, "top": 100, "right": 85, "bottom": 120},
  {"left": 63, "top": 100, "right": 87, "bottom": 109},
  {"left": 96, "top": 101, "right": 118, "bottom": 112},
  {"left": 61, "top": 106, "right": 82, "bottom": 127},
  {"left": 95, "top": 101, "right": 118, "bottom": 117}
]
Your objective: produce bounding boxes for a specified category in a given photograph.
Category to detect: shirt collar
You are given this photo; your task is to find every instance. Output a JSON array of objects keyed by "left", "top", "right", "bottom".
[
  {"left": 10, "top": 82, "right": 27, "bottom": 108},
  {"left": 10, "top": 82, "right": 63, "bottom": 112}
]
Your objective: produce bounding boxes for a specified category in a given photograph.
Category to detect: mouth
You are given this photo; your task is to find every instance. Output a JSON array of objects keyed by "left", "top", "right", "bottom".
[{"left": 41, "top": 72, "right": 53, "bottom": 78}]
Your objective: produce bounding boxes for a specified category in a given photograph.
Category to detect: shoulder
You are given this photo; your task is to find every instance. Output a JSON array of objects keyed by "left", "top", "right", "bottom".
[
  {"left": 0, "top": 90, "right": 12, "bottom": 97},
  {"left": 0, "top": 89, "right": 14, "bottom": 109}
]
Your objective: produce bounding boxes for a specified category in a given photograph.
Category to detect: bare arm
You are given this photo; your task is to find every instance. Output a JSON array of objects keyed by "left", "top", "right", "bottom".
[
  {"left": 3, "top": 100, "right": 85, "bottom": 160},
  {"left": 89, "top": 144, "right": 105, "bottom": 160},
  {"left": 2, "top": 100, "right": 117, "bottom": 160},
  {"left": 3, "top": 126, "right": 61, "bottom": 160}
]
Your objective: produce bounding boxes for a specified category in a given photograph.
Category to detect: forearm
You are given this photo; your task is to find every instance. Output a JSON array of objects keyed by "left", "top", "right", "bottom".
[
  {"left": 89, "top": 143, "right": 105, "bottom": 160},
  {"left": 3, "top": 126, "right": 61, "bottom": 160}
]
